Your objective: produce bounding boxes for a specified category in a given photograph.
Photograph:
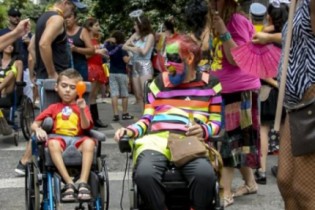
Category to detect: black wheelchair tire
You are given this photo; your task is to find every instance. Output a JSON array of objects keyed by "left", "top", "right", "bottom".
[
  {"left": 20, "top": 97, "right": 35, "bottom": 140},
  {"left": 25, "top": 163, "right": 40, "bottom": 210},
  {"left": 98, "top": 158, "right": 109, "bottom": 210}
]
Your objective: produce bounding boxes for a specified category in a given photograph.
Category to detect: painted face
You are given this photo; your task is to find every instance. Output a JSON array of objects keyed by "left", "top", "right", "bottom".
[
  {"left": 165, "top": 42, "right": 187, "bottom": 86},
  {"left": 55, "top": 76, "right": 79, "bottom": 104}
]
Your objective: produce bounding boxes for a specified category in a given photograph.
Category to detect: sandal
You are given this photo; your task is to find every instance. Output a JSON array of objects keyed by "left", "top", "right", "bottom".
[
  {"left": 61, "top": 183, "right": 77, "bottom": 202},
  {"left": 224, "top": 196, "right": 234, "bottom": 208},
  {"left": 233, "top": 184, "right": 258, "bottom": 198},
  {"left": 122, "top": 113, "right": 134, "bottom": 120},
  {"left": 77, "top": 182, "right": 92, "bottom": 201}
]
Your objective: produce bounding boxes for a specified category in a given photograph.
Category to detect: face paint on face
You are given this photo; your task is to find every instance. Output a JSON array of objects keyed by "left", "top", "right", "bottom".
[{"left": 165, "top": 42, "right": 188, "bottom": 85}]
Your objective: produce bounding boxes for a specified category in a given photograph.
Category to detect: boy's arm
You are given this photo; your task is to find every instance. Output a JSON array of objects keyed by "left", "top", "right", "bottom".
[
  {"left": 31, "top": 120, "right": 48, "bottom": 141},
  {"left": 77, "top": 99, "right": 92, "bottom": 130},
  {"left": 252, "top": 32, "right": 282, "bottom": 45}
]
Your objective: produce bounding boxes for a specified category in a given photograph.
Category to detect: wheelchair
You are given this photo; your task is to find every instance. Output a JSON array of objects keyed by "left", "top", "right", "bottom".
[
  {"left": 25, "top": 79, "right": 109, "bottom": 210},
  {"left": 0, "top": 81, "right": 34, "bottom": 146},
  {"left": 119, "top": 134, "right": 224, "bottom": 210},
  {"left": 118, "top": 79, "right": 224, "bottom": 210}
]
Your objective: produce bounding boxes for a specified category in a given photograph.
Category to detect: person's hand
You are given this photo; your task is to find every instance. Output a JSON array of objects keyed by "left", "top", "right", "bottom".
[
  {"left": 252, "top": 32, "right": 271, "bottom": 44},
  {"left": 96, "top": 48, "right": 108, "bottom": 56},
  {"left": 15, "top": 19, "right": 31, "bottom": 38},
  {"left": 35, "top": 127, "right": 48, "bottom": 141},
  {"left": 212, "top": 13, "right": 228, "bottom": 35},
  {"left": 22, "top": 34, "right": 30, "bottom": 44},
  {"left": 48, "top": 72, "right": 58, "bottom": 79},
  {"left": 77, "top": 98, "right": 86, "bottom": 109},
  {"left": 114, "top": 128, "right": 130, "bottom": 142},
  {"left": 70, "top": 44, "right": 76, "bottom": 52},
  {"left": 186, "top": 124, "right": 204, "bottom": 138}
]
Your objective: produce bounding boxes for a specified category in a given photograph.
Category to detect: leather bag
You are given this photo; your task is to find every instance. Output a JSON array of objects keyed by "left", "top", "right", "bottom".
[
  {"left": 285, "top": 98, "right": 315, "bottom": 156},
  {"left": 167, "top": 133, "right": 208, "bottom": 167}
]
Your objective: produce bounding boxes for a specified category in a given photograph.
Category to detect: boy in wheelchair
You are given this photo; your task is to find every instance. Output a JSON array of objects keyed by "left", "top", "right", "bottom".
[
  {"left": 0, "top": 41, "right": 23, "bottom": 135},
  {"left": 31, "top": 69, "right": 95, "bottom": 202},
  {"left": 115, "top": 35, "right": 223, "bottom": 210}
]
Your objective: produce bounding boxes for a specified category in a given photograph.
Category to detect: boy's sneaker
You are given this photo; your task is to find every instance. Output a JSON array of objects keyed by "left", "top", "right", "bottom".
[{"left": 15, "top": 161, "right": 26, "bottom": 176}]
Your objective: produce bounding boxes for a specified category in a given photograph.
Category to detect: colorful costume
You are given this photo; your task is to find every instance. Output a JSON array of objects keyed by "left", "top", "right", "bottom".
[
  {"left": 127, "top": 71, "right": 222, "bottom": 161},
  {"left": 35, "top": 103, "right": 94, "bottom": 150}
]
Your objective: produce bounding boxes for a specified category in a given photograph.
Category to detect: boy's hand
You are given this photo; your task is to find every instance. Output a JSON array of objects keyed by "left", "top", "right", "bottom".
[
  {"left": 77, "top": 98, "right": 86, "bottom": 109},
  {"left": 35, "top": 128, "right": 48, "bottom": 141}
]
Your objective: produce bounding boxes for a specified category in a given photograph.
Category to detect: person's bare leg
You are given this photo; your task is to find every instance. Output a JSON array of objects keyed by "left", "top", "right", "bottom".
[
  {"left": 222, "top": 167, "right": 234, "bottom": 206},
  {"left": 21, "top": 141, "right": 32, "bottom": 165},
  {"left": 122, "top": 97, "right": 128, "bottom": 114},
  {"left": 240, "top": 167, "right": 257, "bottom": 187},
  {"left": 111, "top": 96, "right": 119, "bottom": 116},
  {"left": 47, "top": 140, "right": 72, "bottom": 184},
  {"left": 260, "top": 124, "right": 269, "bottom": 172},
  {"left": 77, "top": 139, "right": 95, "bottom": 200},
  {"left": 132, "top": 77, "right": 142, "bottom": 107}
]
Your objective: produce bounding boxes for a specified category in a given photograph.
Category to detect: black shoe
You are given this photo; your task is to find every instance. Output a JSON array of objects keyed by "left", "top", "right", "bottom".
[
  {"left": 122, "top": 113, "right": 134, "bottom": 120},
  {"left": 254, "top": 170, "right": 267, "bottom": 185},
  {"left": 113, "top": 115, "right": 119, "bottom": 122},
  {"left": 271, "top": 165, "right": 278, "bottom": 178},
  {"left": 15, "top": 161, "right": 26, "bottom": 176},
  {"left": 94, "top": 119, "right": 108, "bottom": 128}
]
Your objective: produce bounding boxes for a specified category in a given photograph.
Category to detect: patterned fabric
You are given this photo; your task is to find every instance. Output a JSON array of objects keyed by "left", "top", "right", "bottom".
[
  {"left": 109, "top": 73, "right": 129, "bottom": 97},
  {"left": 127, "top": 71, "right": 223, "bottom": 160},
  {"left": 278, "top": 85, "right": 315, "bottom": 210},
  {"left": 279, "top": 0, "right": 315, "bottom": 105},
  {"left": 220, "top": 91, "right": 260, "bottom": 168}
]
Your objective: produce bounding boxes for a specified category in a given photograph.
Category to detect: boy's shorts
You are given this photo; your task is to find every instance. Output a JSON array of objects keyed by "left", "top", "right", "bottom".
[{"left": 47, "top": 134, "right": 96, "bottom": 151}]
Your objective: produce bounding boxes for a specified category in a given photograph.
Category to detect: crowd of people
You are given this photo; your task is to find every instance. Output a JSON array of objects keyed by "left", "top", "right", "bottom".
[{"left": 1, "top": 0, "right": 315, "bottom": 209}]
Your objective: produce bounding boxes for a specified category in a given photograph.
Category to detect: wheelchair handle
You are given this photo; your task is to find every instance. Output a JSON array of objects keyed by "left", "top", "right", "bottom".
[{"left": 119, "top": 135, "right": 132, "bottom": 153}]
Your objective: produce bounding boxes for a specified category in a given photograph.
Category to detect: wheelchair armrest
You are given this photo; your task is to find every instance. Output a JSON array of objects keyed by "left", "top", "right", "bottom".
[
  {"left": 41, "top": 117, "right": 53, "bottom": 133},
  {"left": 119, "top": 135, "right": 132, "bottom": 153},
  {"left": 88, "top": 129, "right": 106, "bottom": 142}
]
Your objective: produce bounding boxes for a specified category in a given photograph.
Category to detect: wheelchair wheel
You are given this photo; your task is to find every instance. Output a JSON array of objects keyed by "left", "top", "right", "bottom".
[
  {"left": 20, "top": 96, "right": 35, "bottom": 140},
  {"left": 25, "top": 163, "right": 40, "bottom": 210},
  {"left": 97, "top": 158, "right": 109, "bottom": 210}
]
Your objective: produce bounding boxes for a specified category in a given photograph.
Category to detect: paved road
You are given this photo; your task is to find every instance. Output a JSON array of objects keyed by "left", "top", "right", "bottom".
[{"left": 0, "top": 96, "right": 284, "bottom": 210}]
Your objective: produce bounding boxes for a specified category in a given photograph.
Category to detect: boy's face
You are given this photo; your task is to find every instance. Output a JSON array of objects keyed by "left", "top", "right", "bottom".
[{"left": 55, "top": 75, "right": 79, "bottom": 104}]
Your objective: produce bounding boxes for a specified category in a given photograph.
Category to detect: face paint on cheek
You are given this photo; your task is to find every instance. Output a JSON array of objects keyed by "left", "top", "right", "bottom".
[{"left": 168, "top": 63, "right": 188, "bottom": 86}]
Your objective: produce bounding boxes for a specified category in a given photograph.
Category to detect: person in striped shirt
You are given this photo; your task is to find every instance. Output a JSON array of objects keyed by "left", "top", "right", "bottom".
[{"left": 114, "top": 35, "right": 222, "bottom": 210}]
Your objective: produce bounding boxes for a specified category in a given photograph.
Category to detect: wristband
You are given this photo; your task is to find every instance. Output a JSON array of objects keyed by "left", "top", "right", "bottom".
[{"left": 219, "top": 32, "right": 232, "bottom": 42}]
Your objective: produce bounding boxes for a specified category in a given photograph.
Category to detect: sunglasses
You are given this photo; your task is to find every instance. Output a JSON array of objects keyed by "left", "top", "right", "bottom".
[{"left": 166, "top": 53, "right": 182, "bottom": 63}]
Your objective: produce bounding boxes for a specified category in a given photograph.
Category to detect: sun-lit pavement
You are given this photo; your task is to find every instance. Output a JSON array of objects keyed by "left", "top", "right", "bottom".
[{"left": 0, "top": 95, "right": 284, "bottom": 210}]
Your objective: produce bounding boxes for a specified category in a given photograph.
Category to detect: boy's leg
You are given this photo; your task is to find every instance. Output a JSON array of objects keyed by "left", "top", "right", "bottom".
[
  {"left": 47, "top": 139, "right": 72, "bottom": 184},
  {"left": 77, "top": 138, "right": 95, "bottom": 183},
  {"left": 77, "top": 138, "right": 95, "bottom": 200}
]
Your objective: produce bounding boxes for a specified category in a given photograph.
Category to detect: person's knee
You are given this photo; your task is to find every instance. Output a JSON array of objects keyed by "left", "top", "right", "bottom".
[
  {"left": 47, "top": 140, "right": 62, "bottom": 152},
  {"left": 194, "top": 160, "right": 216, "bottom": 186},
  {"left": 80, "top": 139, "right": 95, "bottom": 151}
]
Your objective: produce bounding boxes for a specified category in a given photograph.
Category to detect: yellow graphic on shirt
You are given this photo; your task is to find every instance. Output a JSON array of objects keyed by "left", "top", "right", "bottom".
[
  {"left": 211, "top": 37, "right": 223, "bottom": 71},
  {"left": 55, "top": 106, "right": 79, "bottom": 136}
]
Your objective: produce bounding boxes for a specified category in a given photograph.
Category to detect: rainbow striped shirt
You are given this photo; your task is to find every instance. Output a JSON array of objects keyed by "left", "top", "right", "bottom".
[{"left": 127, "top": 71, "right": 222, "bottom": 141}]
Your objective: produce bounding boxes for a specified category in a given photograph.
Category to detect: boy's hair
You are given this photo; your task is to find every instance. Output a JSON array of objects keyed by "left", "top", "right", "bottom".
[
  {"left": 57, "top": 68, "right": 83, "bottom": 83},
  {"left": 111, "top": 30, "right": 125, "bottom": 45}
]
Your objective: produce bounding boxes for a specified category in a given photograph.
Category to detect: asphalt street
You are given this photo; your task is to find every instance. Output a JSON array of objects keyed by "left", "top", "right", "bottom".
[{"left": 0, "top": 96, "right": 284, "bottom": 210}]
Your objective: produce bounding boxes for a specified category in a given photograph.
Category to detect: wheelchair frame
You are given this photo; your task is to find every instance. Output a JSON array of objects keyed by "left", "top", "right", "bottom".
[
  {"left": 5, "top": 81, "right": 34, "bottom": 145},
  {"left": 24, "top": 79, "right": 110, "bottom": 210}
]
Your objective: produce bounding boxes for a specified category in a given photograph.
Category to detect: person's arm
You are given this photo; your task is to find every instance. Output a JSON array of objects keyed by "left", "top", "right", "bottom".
[
  {"left": 123, "top": 55, "right": 130, "bottom": 64},
  {"left": 0, "top": 19, "right": 30, "bottom": 51},
  {"left": 39, "top": 15, "right": 64, "bottom": 79},
  {"left": 262, "top": 78, "right": 278, "bottom": 88},
  {"left": 252, "top": 32, "right": 282, "bottom": 45},
  {"left": 311, "top": 0, "right": 315, "bottom": 34},
  {"left": 28, "top": 36, "right": 36, "bottom": 82},
  {"left": 124, "top": 34, "right": 155, "bottom": 56},
  {"left": 15, "top": 60, "right": 23, "bottom": 82},
  {"left": 31, "top": 120, "right": 48, "bottom": 141},
  {"left": 72, "top": 28, "right": 95, "bottom": 56},
  {"left": 77, "top": 99, "right": 91, "bottom": 129}
]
